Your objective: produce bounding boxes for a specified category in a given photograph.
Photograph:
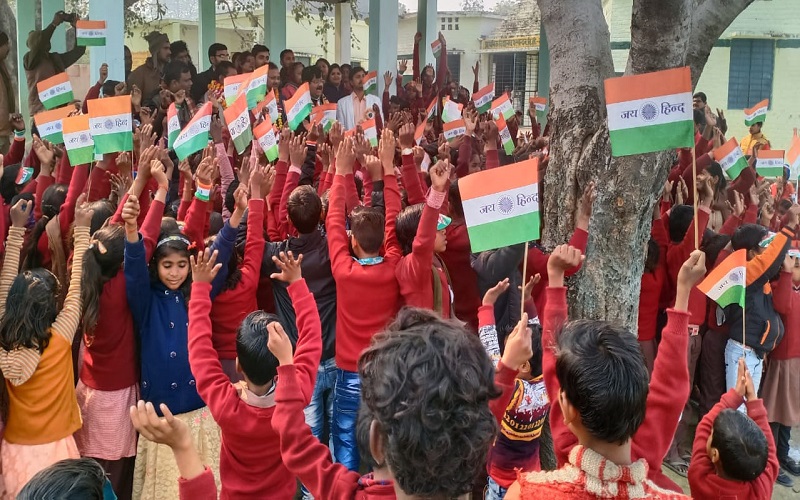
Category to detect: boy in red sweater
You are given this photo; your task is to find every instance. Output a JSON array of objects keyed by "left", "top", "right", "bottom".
[
  {"left": 187, "top": 248, "right": 322, "bottom": 499},
  {"left": 270, "top": 305, "right": 534, "bottom": 499},
  {"left": 688, "top": 358, "right": 778, "bottom": 499},
  {"left": 326, "top": 131, "right": 403, "bottom": 471},
  {"left": 506, "top": 246, "right": 708, "bottom": 498}
]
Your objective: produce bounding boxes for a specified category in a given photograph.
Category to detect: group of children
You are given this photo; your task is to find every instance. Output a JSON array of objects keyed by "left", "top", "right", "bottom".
[{"left": 0, "top": 43, "right": 795, "bottom": 500}]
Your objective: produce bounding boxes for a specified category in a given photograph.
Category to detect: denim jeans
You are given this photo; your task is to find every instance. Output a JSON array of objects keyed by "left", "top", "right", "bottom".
[
  {"left": 484, "top": 476, "right": 508, "bottom": 500},
  {"left": 301, "top": 357, "right": 337, "bottom": 499},
  {"left": 332, "top": 368, "right": 361, "bottom": 471},
  {"left": 724, "top": 339, "right": 763, "bottom": 412}
]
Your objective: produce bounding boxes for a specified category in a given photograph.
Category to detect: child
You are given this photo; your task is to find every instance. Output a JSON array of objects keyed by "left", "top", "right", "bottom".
[
  {"left": 123, "top": 159, "right": 234, "bottom": 500},
  {"left": 479, "top": 276, "right": 550, "bottom": 500},
  {"left": 688, "top": 358, "right": 778, "bottom": 498},
  {"left": 17, "top": 458, "right": 113, "bottom": 499},
  {"left": 188, "top": 243, "right": 321, "bottom": 498},
  {"left": 395, "top": 159, "right": 453, "bottom": 317},
  {"left": 326, "top": 132, "right": 403, "bottom": 471},
  {"left": 506, "top": 246, "right": 707, "bottom": 498},
  {"left": 270, "top": 305, "right": 535, "bottom": 499},
  {"left": 0, "top": 196, "right": 92, "bottom": 497}
]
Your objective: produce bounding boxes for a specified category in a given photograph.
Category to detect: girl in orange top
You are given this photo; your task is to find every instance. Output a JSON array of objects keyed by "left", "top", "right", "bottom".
[{"left": 0, "top": 196, "right": 92, "bottom": 498}]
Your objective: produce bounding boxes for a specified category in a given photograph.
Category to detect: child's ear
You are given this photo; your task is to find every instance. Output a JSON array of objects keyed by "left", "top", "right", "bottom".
[
  {"left": 709, "top": 447, "right": 720, "bottom": 465},
  {"left": 369, "top": 419, "right": 386, "bottom": 467},
  {"left": 519, "top": 360, "right": 531, "bottom": 374},
  {"left": 235, "top": 357, "right": 243, "bottom": 374}
]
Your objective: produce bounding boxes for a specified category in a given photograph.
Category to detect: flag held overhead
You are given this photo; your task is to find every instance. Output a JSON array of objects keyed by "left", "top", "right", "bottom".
[
  {"left": 713, "top": 137, "right": 748, "bottom": 180},
  {"left": 37, "top": 73, "right": 74, "bottom": 110},
  {"left": 744, "top": 99, "right": 768, "bottom": 126},
  {"left": 755, "top": 149, "right": 785, "bottom": 178}
]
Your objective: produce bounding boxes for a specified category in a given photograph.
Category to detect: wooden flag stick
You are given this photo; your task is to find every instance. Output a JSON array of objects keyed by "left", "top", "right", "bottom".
[
  {"left": 742, "top": 300, "right": 747, "bottom": 353},
  {"left": 692, "top": 146, "right": 699, "bottom": 250},
  {"left": 521, "top": 240, "right": 529, "bottom": 319}
]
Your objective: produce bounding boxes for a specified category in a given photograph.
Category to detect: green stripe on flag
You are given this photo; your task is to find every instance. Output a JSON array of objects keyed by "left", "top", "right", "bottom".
[
  {"left": 67, "top": 145, "right": 95, "bottom": 166},
  {"left": 288, "top": 103, "right": 313, "bottom": 130},
  {"left": 726, "top": 158, "right": 747, "bottom": 180},
  {"left": 609, "top": 120, "right": 694, "bottom": 157},
  {"left": 745, "top": 113, "right": 766, "bottom": 127},
  {"left": 476, "top": 103, "right": 491, "bottom": 114},
  {"left": 714, "top": 285, "right": 745, "bottom": 308},
  {"left": 265, "top": 145, "right": 279, "bottom": 162},
  {"left": 756, "top": 166, "right": 785, "bottom": 178},
  {"left": 466, "top": 212, "right": 540, "bottom": 252},
  {"left": 175, "top": 134, "right": 209, "bottom": 161},
  {"left": 41, "top": 92, "right": 74, "bottom": 110},
  {"left": 41, "top": 131, "right": 64, "bottom": 145},
  {"left": 94, "top": 131, "right": 133, "bottom": 155},
  {"left": 232, "top": 128, "right": 253, "bottom": 155},
  {"left": 77, "top": 37, "right": 105, "bottom": 46}
]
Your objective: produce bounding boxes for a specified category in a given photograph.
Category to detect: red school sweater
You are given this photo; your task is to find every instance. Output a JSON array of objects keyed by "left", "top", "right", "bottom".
[
  {"left": 525, "top": 228, "right": 588, "bottom": 317},
  {"left": 210, "top": 199, "right": 266, "bottom": 359},
  {"left": 327, "top": 173, "right": 402, "bottom": 372},
  {"left": 188, "top": 279, "right": 322, "bottom": 499},
  {"left": 441, "top": 221, "right": 481, "bottom": 332},
  {"left": 396, "top": 189, "right": 451, "bottom": 318},
  {"left": 638, "top": 218, "right": 669, "bottom": 341},
  {"left": 688, "top": 390, "right": 778, "bottom": 499},
  {"left": 666, "top": 206, "right": 710, "bottom": 327},
  {"left": 543, "top": 286, "right": 690, "bottom": 493},
  {"left": 771, "top": 270, "right": 800, "bottom": 360}
]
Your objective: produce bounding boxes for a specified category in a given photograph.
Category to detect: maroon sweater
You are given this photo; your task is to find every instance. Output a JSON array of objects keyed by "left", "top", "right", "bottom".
[{"left": 188, "top": 279, "right": 321, "bottom": 499}]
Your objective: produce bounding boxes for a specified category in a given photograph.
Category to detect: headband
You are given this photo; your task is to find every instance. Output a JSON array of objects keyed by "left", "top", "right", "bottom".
[{"left": 156, "top": 235, "right": 192, "bottom": 249}]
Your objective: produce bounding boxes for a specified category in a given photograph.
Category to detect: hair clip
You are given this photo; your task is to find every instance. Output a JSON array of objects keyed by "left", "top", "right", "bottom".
[
  {"left": 89, "top": 239, "right": 108, "bottom": 254},
  {"left": 187, "top": 241, "right": 197, "bottom": 250}
]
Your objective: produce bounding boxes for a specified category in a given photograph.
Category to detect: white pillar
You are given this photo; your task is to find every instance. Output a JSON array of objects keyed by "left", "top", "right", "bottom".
[
  {"left": 42, "top": 0, "right": 66, "bottom": 53},
  {"left": 334, "top": 2, "right": 351, "bottom": 64},
  {"left": 89, "top": 0, "right": 125, "bottom": 82},
  {"left": 416, "top": 0, "right": 437, "bottom": 70},
  {"left": 265, "top": 0, "right": 287, "bottom": 58},
  {"left": 368, "top": 0, "right": 398, "bottom": 96},
  {"left": 198, "top": 0, "right": 215, "bottom": 72}
]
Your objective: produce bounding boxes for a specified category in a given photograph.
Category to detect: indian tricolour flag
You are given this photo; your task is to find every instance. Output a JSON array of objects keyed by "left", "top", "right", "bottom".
[
  {"left": 174, "top": 102, "right": 212, "bottom": 161},
  {"left": 240, "top": 65, "right": 269, "bottom": 110},
  {"left": 224, "top": 73, "right": 250, "bottom": 107},
  {"left": 442, "top": 97, "right": 463, "bottom": 123},
  {"left": 496, "top": 114, "right": 514, "bottom": 155},
  {"left": 744, "top": 99, "right": 768, "bottom": 126},
  {"left": 431, "top": 39, "right": 442, "bottom": 58},
  {"left": 224, "top": 93, "right": 253, "bottom": 155},
  {"left": 755, "top": 149, "right": 785, "bottom": 178},
  {"left": 604, "top": 66, "right": 694, "bottom": 157},
  {"left": 443, "top": 119, "right": 466, "bottom": 143},
  {"left": 531, "top": 96, "right": 547, "bottom": 121},
  {"left": 167, "top": 103, "right": 180, "bottom": 150},
  {"left": 713, "top": 137, "right": 748, "bottom": 180},
  {"left": 255, "top": 91, "right": 279, "bottom": 123},
  {"left": 62, "top": 114, "right": 95, "bottom": 166},
  {"left": 312, "top": 103, "right": 337, "bottom": 132},
  {"left": 459, "top": 158, "right": 541, "bottom": 252},
  {"left": 491, "top": 94, "right": 514, "bottom": 121},
  {"left": 88, "top": 95, "right": 132, "bottom": 154},
  {"left": 698, "top": 249, "right": 746, "bottom": 309},
  {"left": 787, "top": 134, "right": 800, "bottom": 180},
  {"left": 254, "top": 116, "right": 279, "bottom": 162},
  {"left": 75, "top": 20, "right": 106, "bottom": 46},
  {"left": 34, "top": 106, "right": 73, "bottom": 145},
  {"left": 361, "top": 118, "right": 378, "bottom": 147},
  {"left": 473, "top": 83, "right": 494, "bottom": 114},
  {"left": 425, "top": 98, "right": 437, "bottom": 121},
  {"left": 363, "top": 71, "right": 378, "bottom": 95},
  {"left": 285, "top": 82, "right": 312, "bottom": 130},
  {"left": 414, "top": 121, "right": 425, "bottom": 145},
  {"left": 37, "top": 73, "right": 73, "bottom": 110}
]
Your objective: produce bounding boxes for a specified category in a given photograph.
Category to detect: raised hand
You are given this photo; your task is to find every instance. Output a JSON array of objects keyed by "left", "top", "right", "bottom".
[
  {"left": 383, "top": 71, "right": 393, "bottom": 88},
  {"left": 9, "top": 198, "right": 32, "bottom": 228},
  {"left": 288, "top": 133, "right": 307, "bottom": 167},
  {"left": 267, "top": 321, "right": 294, "bottom": 366},
  {"left": 190, "top": 249, "right": 222, "bottom": 284},
  {"left": 98, "top": 63, "right": 109, "bottom": 85},
  {"left": 378, "top": 128, "right": 396, "bottom": 172},
  {"left": 130, "top": 401, "right": 192, "bottom": 451},
  {"left": 520, "top": 274, "right": 541, "bottom": 303},
  {"left": 74, "top": 193, "right": 94, "bottom": 228},
  {"left": 547, "top": 244, "right": 584, "bottom": 287},
  {"left": 130, "top": 85, "right": 142, "bottom": 108},
  {"left": 398, "top": 122, "right": 415, "bottom": 150},
  {"left": 500, "top": 313, "right": 533, "bottom": 369},
  {"left": 398, "top": 59, "right": 409, "bottom": 74},
  {"left": 121, "top": 194, "right": 141, "bottom": 229},
  {"left": 429, "top": 159, "right": 450, "bottom": 192},
  {"left": 335, "top": 137, "right": 356, "bottom": 175},
  {"left": 329, "top": 122, "right": 344, "bottom": 150},
  {"left": 10, "top": 114, "right": 25, "bottom": 132},
  {"left": 482, "top": 278, "right": 510, "bottom": 306},
  {"left": 150, "top": 160, "right": 169, "bottom": 190},
  {"left": 270, "top": 251, "right": 304, "bottom": 284}
]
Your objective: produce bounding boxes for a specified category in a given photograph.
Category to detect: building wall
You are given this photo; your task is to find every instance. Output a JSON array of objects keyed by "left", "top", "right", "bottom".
[{"left": 604, "top": 0, "right": 800, "bottom": 149}]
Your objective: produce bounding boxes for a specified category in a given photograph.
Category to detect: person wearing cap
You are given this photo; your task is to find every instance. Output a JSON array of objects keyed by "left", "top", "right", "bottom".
[
  {"left": 23, "top": 11, "right": 86, "bottom": 116},
  {"left": 127, "top": 31, "right": 171, "bottom": 103}
]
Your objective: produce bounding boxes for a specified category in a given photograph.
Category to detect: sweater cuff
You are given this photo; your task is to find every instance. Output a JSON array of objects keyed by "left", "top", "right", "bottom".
[
  {"left": 721, "top": 388, "right": 745, "bottom": 409},
  {"left": 698, "top": 205, "right": 712, "bottom": 215},
  {"left": 426, "top": 188, "right": 446, "bottom": 209},
  {"left": 288, "top": 165, "right": 302, "bottom": 175},
  {"left": 745, "top": 398, "right": 767, "bottom": 417},
  {"left": 275, "top": 364, "right": 303, "bottom": 403},
  {"left": 495, "top": 361, "right": 519, "bottom": 386},
  {"left": 546, "top": 286, "right": 567, "bottom": 304},
  {"left": 478, "top": 304, "right": 495, "bottom": 327},
  {"left": 287, "top": 278, "right": 311, "bottom": 298},
  {"left": 191, "top": 281, "right": 213, "bottom": 296}
]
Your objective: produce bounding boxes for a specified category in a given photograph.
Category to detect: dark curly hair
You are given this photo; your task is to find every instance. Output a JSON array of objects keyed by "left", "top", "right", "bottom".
[
  {"left": 0, "top": 268, "right": 61, "bottom": 354},
  {"left": 358, "top": 307, "right": 500, "bottom": 497}
]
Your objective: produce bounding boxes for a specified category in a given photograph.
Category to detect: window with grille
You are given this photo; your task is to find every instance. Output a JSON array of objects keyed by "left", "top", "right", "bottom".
[{"left": 727, "top": 39, "right": 774, "bottom": 110}]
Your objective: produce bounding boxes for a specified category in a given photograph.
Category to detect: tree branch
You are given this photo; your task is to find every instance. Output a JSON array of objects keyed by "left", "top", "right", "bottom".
[{"left": 627, "top": 0, "right": 692, "bottom": 74}]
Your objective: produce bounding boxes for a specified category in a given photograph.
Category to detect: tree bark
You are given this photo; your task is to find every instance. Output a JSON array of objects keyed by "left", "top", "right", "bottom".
[
  {"left": 0, "top": 0, "right": 17, "bottom": 93},
  {"left": 537, "top": 0, "right": 755, "bottom": 328}
]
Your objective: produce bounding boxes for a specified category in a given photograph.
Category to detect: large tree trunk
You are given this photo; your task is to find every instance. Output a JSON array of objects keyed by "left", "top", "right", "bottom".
[
  {"left": 0, "top": 0, "right": 17, "bottom": 93},
  {"left": 537, "top": 0, "right": 755, "bottom": 328}
]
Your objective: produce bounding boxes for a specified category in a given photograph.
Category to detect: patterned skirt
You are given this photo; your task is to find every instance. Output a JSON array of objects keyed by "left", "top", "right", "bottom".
[
  {"left": 74, "top": 381, "right": 139, "bottom": 460},
  {"left": 132, "top": 406, "right": 221, "bottom": 500},
  {"left": 762, "top": 357, "right": 800, "bottom": 426},
  {"left": 0, "top": 435, "right": 80, "bottom": 499}
]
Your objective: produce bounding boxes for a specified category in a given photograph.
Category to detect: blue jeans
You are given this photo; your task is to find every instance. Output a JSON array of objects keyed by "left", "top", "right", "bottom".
[
  {"left": 485, "top": 476, "right": 508, "bottom": 500},
  {"left": 332, "top": 368, "right": 361, "bottom": 471},
  {"left": 724, "top": 339, "right": 763, "bottom": 412},
  {"left": 301, "top": 357, "right": 337, "bottom": 499}
]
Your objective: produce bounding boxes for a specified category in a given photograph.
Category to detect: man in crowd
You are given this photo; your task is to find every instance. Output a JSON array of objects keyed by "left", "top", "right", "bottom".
[
  {"left": 127, "top": 31, "right": 171, "bottom": 102},
  {"left": 23, "top": 10, "right": 86, "bottom": 116},
  {"left": 191, "top": 43, "right": 229, "bottom": 103},
  {"left": 279, "top": 49, "right": 295, "bottom": 88},
  {"left": 0, "top": 31, "right": 14, "bottom": 154},
  {"left": 335, "top": 67, "right": 382, "bottom": 131},
  {"left": 252, "top": 44, "right": 270, "bottom": 68},
  {"left": 170, "top": 40, "right": 198, "bottom": 84}
]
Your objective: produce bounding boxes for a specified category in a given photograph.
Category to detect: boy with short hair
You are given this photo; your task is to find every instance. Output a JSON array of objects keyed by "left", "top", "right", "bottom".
[
  {"left": 187, "top": 248, "right": 322, "bottom": 498},
  {"left": 688, "top": 357, "right": 778, "bottom": 499}
]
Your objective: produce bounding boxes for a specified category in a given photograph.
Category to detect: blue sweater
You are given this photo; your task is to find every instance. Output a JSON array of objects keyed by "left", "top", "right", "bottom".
[{"left": 124, "top": 223, "right": 237, "bottom": 415}]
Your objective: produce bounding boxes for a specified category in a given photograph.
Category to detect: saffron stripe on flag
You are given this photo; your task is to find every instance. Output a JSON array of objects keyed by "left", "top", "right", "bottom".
[{"left": 604, "top": 67, "right": 691, "bottom": 104}]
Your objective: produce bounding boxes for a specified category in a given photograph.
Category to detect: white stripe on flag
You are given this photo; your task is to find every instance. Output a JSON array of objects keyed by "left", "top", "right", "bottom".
[
  {"left": 606, "top": 92, "right": 692, "bottom": 131},
  {"left": 462, "top": 185, "right": 539, "bottom": 226},
  {"left": 90, "top": 113, "right": 131, "bottom": 136}
]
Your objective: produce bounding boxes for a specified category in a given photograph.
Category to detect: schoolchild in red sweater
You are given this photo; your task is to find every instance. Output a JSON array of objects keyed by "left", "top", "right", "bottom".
[
  {"left": 187, "top": 248, "right": 322, "bottom": 499},
  {"left": 270, "top": 305, "right": 533, "bottom": 500},
  {"left": 688, "top": 358, "right": 778, "bottom": 499},
  {"left": 395, "top": 159, "right": 453, "bottom": 317},
  {"left": 326, "top": 132, "right": 403, "bottom": 471},
  {"left": 506, "top": 247, "right": 708, "bottom": 500},
  {"left": 520, "top": 245, "right": 706, "bottom": 494}
]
